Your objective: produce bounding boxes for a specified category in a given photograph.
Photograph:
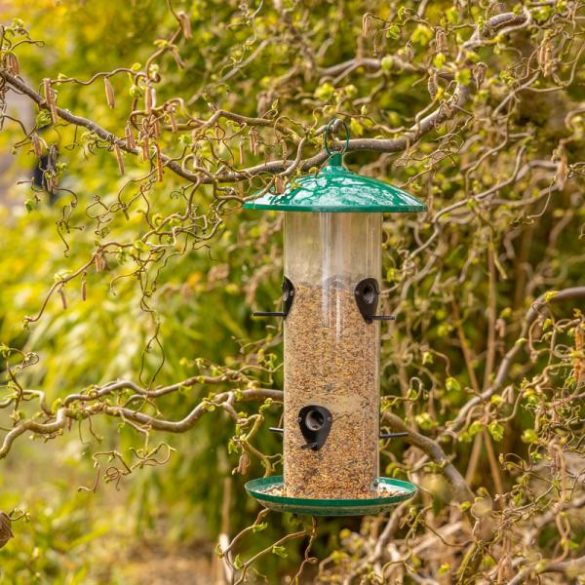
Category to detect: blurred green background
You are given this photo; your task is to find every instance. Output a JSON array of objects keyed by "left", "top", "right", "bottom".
[{"left": 1, "top": 0, "right": 584, "bottom": 583}]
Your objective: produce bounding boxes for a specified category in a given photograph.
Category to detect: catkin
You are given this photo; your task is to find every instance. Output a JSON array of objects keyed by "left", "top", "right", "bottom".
[{"left": 104, "top": 77, "right": 116, "bottom": 109}]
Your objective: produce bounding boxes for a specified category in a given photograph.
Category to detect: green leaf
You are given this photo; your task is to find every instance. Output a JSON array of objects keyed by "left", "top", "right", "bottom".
[
  {"left": 446, "top": 7, "right": 459, "bottom": 23},
  {"left": 314, "top": 82, "right": 335, "bottom": 101},
  {"left": 415, "top": 412, "right": 436, "bottom": 431},
  {"left": 271, "top": 545, "right": 288, "bottom": 558},
  {"left": 439, "top": 563, "right": 450, "bottom": 575},
  {"left": 433, "top": 53, "right": 446, "bottom": 68},
  {"left": 459, "top": 501, "right": 472, "bottom": 512},
  {"left": 469, "top": 421, "right": 483, "bottom": 437},
  {"left": 35, "top": 110, "right": 52, "bottom": 129},
  {"left": 381, "top": 55, "right": 394, "bottom": 72},
  {"left": 411, "top": 24, "right": 432, "bottom": 46},
  {"left": 488, "top": 421, "right": 504, "bottom": 442},
  {"left": 455, "top": 69, "right": 472, "bottom": 86},
  {"left": 349, "top": 118, "right": 364, "bottom": 137},
  {"left": 385, "top": 25, "right": 401, "bottom": 40}
]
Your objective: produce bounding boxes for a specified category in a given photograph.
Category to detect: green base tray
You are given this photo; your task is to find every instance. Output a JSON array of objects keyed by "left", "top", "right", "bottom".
[{"left": 245, "top": 475, "right": 416, "bottom": 516}]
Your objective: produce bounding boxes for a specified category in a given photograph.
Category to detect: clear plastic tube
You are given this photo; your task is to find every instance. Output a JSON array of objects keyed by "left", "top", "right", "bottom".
[{"left": 283, "top": 212, "right": 381, "bottom": 498}]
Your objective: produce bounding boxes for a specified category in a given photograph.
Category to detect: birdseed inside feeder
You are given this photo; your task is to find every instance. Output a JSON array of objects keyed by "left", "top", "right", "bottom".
[{"left": 243, "top": 120, "right": 425, "bottom": 516}]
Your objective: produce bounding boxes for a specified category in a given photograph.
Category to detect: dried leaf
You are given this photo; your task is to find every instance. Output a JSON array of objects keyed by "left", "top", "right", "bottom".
[
  {"left": 177, "top": 11, "right": 192, "bottom": 39},
  {"left": 574, "top": 324, "right": 584, "bottom": 383},
  {"left": 362, "top": 13, "right": 370, "bottom": 37},
  {"left": 125, "top": 124, "right": 136, "bottom": 150},
  {"left": 556, "top": 150, "right": 568, "bottom": 190},
  {"left": 43, "top": 78, "right": 58, "bottom": 124},
  {"left": 472, "top": 62, "right": 487, "bottom": 87},
  {"left": 114, "top": 143, "right": 125, "bottom": 175},
  {"left": 95, "top": 251, "right": 106, "bottom": 272},
  {"left": 31, "top": 132, "right": 43, "bottom": 158},
  {"left": 145, "top": 86, "right": 155, "bottom": 114},
  {"left": 0, "top": 513, "right": 13, "bottom": 550},
  {"left": 4, "top": 52, "right": 20, "bottom": 75},
  {"left": 275, "top": 176, "right": 284, "bottom": 194},
  {"left": 538, "top": 35, "right": 553, "bottom": 77},
  {"left": 435, "top": 26, "right": 448, "bottom": 54},
  {"left": 239, "top": 140, "right": 245, "bottom": 165},
  {"left": 236, "top": 452, "right": 250, "bottom": 475},
  {"left": 155, "top": 145, "right": 163, "bottom": 182},
  {"left": 428, "top": 70, "right": 438, "bottom": 99},
  {"left": 169, "top": 108, "right": 178, "bottom": 132},
  {"left": 104, "top": 77, "right": 116, "bottom": 109},
  {"left": 58, "top": 286, "right": 67, "bottom": 310},
  {"left": 141, "top": 135, "right": 149, "bottom": 161}
]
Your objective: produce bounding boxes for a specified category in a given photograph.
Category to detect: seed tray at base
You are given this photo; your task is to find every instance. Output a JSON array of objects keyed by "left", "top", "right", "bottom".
[{"left": 245, "top": 475, "right": 416, "bottom": 516}]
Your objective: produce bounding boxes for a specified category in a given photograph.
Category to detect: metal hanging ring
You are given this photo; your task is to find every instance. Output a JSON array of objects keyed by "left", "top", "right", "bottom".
[{"left": 324, "top": 118, "right": 350, "bottom": 156}]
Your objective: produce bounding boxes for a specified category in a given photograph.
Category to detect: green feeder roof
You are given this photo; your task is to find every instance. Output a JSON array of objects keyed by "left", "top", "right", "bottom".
[{"left": 243, "top": 153, "right": 427, "bottom": 213}]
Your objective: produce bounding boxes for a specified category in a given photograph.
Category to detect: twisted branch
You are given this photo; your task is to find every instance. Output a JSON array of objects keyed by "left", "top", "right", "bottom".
[{"left": 0, "top": 8, "right": 532, "bottom": 185}]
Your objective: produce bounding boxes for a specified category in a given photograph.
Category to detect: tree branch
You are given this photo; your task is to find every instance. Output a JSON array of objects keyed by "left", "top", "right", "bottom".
[
  {"left": 384, "top": 411, "right": 473, "bottom": 503},
  {"left": 0, "top": 8, "right": 532, "bottom": 186},
  {"left": 0, "top": 387, "right": 280, "bottom": 459},
  {"left": 445, "top": 286, "right": 585, "bottom": 436},
  {"left": 507, "top": 554, "right": 585, "bottom": 585}
]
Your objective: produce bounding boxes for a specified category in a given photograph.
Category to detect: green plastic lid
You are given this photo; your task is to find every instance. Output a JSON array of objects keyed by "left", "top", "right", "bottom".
[{"left": 243, "top": 153, "right": 427, "bottom": 213}]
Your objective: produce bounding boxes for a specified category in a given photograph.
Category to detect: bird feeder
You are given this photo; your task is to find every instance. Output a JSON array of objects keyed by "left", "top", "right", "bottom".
[{"left": 243, "top": 121, "right": 425, "bottom": 516}]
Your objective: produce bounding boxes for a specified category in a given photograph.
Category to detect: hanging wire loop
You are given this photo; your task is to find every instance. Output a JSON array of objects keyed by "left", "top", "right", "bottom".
[{"left": 323, "top": 118, "right": 350, "bottom": 156}]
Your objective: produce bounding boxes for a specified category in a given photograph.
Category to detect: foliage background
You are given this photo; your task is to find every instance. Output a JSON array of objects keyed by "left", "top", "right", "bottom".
[{"left": 0, "top": 0, "right": 584, "bottom": 583}]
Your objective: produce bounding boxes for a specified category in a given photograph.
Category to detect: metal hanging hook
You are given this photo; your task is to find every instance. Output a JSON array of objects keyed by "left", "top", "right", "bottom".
[{"left": 323, "top": 118, "right": 350, "bottom": 157}]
